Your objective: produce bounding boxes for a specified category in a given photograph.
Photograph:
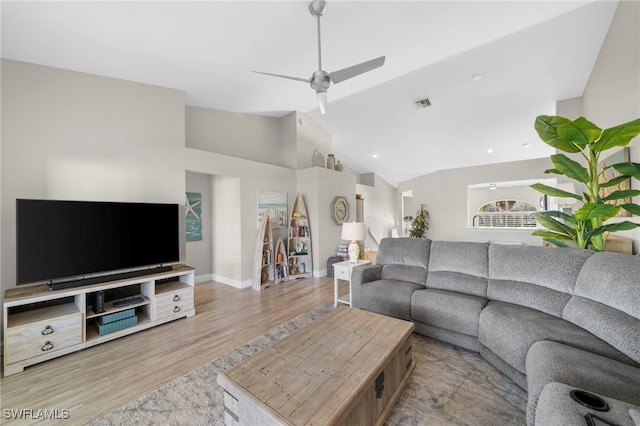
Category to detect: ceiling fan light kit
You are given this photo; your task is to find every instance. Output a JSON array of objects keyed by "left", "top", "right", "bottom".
[{"left": 253, "top": 0, "right": 385, "bottom": 114}]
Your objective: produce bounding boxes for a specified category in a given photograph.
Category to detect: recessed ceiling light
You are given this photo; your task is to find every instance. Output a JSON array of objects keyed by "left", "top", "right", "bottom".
[
  {"left": 371, "top": 153, "right": 379, "bottom": 158},
  {"left": 472, "top": 74, "right": 483, "bottom": 82},
  {"left": 487, "top": 148, "right": 494, "bottom": 154},
  {"left": 523, "top": 143, "right": 531, "bottom": 148}
]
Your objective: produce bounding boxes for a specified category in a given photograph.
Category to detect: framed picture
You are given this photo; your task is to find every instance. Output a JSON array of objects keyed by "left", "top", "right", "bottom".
[
  {"left": 185, "top": 192, "right": 202, "bottom": 242},
  {"left": 257, "top": 191, "right": 287, "bottom": 229},
  {"left": 598, "top": 147, "right": 631, "bottom": 217}
]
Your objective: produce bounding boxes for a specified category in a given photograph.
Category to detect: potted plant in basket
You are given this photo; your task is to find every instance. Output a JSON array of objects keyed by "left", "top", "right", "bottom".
[{"left": 530, "top": 115, "right": 640, "bottom": 251}]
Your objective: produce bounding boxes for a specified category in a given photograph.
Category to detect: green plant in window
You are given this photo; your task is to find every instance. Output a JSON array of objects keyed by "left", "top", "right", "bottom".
[{"left": 531, "top": 115, "right": 640, "bottom": 251}]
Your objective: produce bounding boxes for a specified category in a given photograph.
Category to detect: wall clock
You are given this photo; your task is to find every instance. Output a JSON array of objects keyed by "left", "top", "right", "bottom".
[{"left": 331, "top": 196, "right": 349, "bottom": 224}]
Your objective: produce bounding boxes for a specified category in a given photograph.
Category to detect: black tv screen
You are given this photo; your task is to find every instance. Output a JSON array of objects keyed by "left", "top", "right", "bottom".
[{"left": 17, "top": 199, "right": 180, "bottom": 285}]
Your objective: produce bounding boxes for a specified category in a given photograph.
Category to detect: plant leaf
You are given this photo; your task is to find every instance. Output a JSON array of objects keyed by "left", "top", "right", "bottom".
[
  {"left": 574, "top": 203, "right": 619, "bottom": 221},
  {"left": 592, "top": 221, "right": 640, "bottom": 236},
  {"left": 531, "top": 230, "right": 573, "bottom": 241},
  {"left": 602, "top": 189, "right": 640, "bottom": 202},
  {"left": 543, "top": 168, "right": 562, "bottom": 175},
  {"left": 534, "top": 115, "right": 581, "bottom": 153},
  {"left": 530, "top": 183, "right": 583, "bottom": 201},
  {"left": 534, "top": 211, "right": 575, "bottom": 235},
  {"left": 591, "top": 118, "right": 640, "bottom": 152},
  {"left": 599, "top": 174, "right": 629, "bottom": 188},
  {"left": 557, "top": 117, "right": 601, "bottom": 147},
  {"left": 620, "top": 203, "right": 640, "bottom": 216},
  {"left": 551, "top": 154, "right": 590, "bottom": 184},
  {"left": 612, "top": 162, "right": 640, "bottom": 179}
]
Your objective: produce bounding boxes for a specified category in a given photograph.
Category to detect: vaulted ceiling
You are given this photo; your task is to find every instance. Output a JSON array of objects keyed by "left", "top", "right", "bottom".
[{"left": 1, "top": 1, "right": 619, "bottom": 185}]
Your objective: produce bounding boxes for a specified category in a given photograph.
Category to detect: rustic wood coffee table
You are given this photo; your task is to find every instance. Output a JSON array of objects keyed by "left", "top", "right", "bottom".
[{"left": 217, "top": 306, "right": 415, "bottom": 426}]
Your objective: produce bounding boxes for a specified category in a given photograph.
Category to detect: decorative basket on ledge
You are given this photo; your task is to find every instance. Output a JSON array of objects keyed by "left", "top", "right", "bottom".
[{"left": 312, "top": 149, "right": 325, "bottom": 167}]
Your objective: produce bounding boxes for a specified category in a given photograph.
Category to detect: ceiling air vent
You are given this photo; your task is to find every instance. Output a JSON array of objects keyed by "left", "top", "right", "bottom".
[{"left": 415, "top": 98, "right": 431, "bottom": 109}]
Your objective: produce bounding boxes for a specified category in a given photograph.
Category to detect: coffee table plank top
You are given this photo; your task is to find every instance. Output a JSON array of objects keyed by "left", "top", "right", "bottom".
[{"left": 219, "top": 306, "right": 414, "bottom": 426}]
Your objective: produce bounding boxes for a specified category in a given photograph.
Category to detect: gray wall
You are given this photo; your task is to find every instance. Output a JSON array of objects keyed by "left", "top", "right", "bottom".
[
  {"left": 297, "top": 167, "right": 356, "bottom": 276},
  {"left": 1, "top": 59, "right": 187, "bottom": 333},
  {"left": 398, "top": 158, "right": 553, "bottom": 245},
  {"left": 185, "top": 171, "right": 213, "bottom": 282},
  {"left": 356, "top": 173, "right": 397, "bottom": 251}
]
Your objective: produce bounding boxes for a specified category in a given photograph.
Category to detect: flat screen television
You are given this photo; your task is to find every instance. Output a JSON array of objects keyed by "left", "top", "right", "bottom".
[{"left": 17, "top": 199, "right": 180, "bottom": 288}]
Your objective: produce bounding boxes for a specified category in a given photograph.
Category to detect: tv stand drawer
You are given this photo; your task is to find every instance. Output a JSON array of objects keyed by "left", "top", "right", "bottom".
[
  {"left": 6, "top": 308, "right": 82, "bottom": 364},
  {"left": 155, "top": 287, "right": 194, "bottom": 320}
]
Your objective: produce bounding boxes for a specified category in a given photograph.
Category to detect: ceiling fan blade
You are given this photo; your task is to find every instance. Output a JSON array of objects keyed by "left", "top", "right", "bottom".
[
  {"left": 329, "top": 56, "right": 385, "bottom": 84},
  {"left": 317, "top": 91, "right": 328, "bottom": 115},
  {"left": 252, "top": 71, "right": 311, "bottom": 83}
]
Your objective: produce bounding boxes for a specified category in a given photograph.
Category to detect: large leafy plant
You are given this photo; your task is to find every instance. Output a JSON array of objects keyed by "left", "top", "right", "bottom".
[{"left": 531, "top": 115, "right": 640, "bottom": 251}]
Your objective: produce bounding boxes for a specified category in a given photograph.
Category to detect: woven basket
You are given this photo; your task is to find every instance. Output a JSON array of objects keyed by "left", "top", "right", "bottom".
[{"left": 312, "top": 149, "right": 325, "bottom": 167}]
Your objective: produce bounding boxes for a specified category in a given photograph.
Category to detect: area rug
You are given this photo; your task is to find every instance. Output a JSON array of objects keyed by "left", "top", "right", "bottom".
[{"left": 91, "top": 303, "right": 526, "bottom": 425}]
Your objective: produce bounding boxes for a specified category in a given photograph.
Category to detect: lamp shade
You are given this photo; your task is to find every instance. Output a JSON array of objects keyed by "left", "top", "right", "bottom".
[{"left": 341, "top": 222, "right": 366, "bottom": 241}]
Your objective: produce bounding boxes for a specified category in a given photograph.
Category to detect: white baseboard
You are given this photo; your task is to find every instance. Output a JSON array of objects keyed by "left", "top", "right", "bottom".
[{"left": 211, "top": 274, "right": 252, "bottom": 289}]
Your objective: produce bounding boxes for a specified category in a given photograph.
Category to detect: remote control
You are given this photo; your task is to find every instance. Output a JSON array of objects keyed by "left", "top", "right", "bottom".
[{"left": 113, "top": 296, "right": 144, "bottom": 308}]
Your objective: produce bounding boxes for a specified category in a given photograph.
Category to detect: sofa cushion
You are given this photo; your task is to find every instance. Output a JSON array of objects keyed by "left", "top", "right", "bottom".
[
  {"left": 478, "top": 301, "right": 635, "bottom": 375},
  {"left": 375, "top": 238, "right": 430, "bottom": 285},
  {"left": 358, "top": 279, "right": 424, "bottom": 321},
  {"left": 376, "top": 237, "right": 431, "bottom": 268},
  {"left": 525, "top": 341, "right": 640, "bottom": 426},
  {"left": 411, "top": 289, "right": 487, "bottom": 337},
  {"left": 563, "top": 251, "right": 640, "bottom": 364},
  {"left": 488, "top": 245, "right": 593, "bottom": 317},
  {"left": 426, "top": 241, "right": 489, "bottom": 298},
  {"left": 381, "top": 264, "right": 428, "bottom": 285}
]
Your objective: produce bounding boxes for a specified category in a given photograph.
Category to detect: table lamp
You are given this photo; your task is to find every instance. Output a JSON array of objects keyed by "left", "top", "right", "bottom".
[{"left": 341, "top": 222, "right": 366, "bottom": 263}]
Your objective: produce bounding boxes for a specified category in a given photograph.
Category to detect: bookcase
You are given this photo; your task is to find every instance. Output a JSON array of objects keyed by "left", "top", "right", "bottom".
[
  {"left": 288, "top": 193, "right": 313, "bottom": 279},
  {"left": 253, "top": 214, "right": 274, "bottom": 290},
  {"left": 2, "top": 265, "right": 195, "bottom": 376}
]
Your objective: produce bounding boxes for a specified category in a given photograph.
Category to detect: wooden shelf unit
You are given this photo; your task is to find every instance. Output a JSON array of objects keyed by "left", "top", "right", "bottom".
[
  {"left": 253, "top": 214, "right": 274, "bottom": 291},
  {"left": 2, "top": 264, "right": 195, "bottom": 376},
  {"left": 274, "top": 238, "right": 289, "bottom": 284},
  {"left": 288, "top": 193, "right": 313, "bottom": 279}
]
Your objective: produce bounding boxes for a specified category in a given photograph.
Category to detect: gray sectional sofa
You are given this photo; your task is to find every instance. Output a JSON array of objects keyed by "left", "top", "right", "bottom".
[{"left": 351, "top": 238, "right": 640, "bottom": 426}]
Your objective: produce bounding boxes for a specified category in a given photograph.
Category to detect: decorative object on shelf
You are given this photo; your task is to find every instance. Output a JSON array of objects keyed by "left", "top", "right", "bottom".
[
  {"left": 530, "top": 115, "right": 640, "bottom": 251},
  {"left": 185, "top": 192, "right": 202, "bottom": 242},
  {"left": 327, "top": 153, "right": 335, "bottom": 170},
  {"left": 288, "top": 193, "right": 313, "bottom": 279},
  {"left": 409, "top": 204, "right": 429, "bottom": 238},
  {"left": 257, "top": 191, "right": 287, "bottom": 229},
  {"left": 253, "top": 213, "right": 274, "bottom": 290},
  {"left": 335, "top": 160, "right": 343, "bottom": 172},
  {"left": 331, "top": 196, "right": 349, "bottom": 224},
  {"left": 312, "top": 149, "right": 325, "bottom": 167},
  {"left": 341, "top": 222, "right": 366, "bottom": 263}
]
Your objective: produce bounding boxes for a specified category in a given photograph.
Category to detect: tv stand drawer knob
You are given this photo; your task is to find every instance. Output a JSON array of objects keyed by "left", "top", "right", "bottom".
[
  {"left": 173, "top": 306, "right": 181, "bottom": 313},
  {"left": 41, "top": 325, "right": 54, "bottom": 335},
  {"left": 173, "top": 295, "right": 181, "bottom": 302},
  {"left": 41, "top": 341, "right": 54, "bottom": 352}
]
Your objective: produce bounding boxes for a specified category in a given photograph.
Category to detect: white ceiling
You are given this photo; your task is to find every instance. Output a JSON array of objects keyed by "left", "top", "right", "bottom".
[{"left": 1, "top": 1, "right": 619, "bottom": 186}]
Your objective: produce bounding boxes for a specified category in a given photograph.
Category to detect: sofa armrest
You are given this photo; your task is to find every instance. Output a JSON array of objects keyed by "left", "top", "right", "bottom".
[{"left": 351, "top": 264, "right": 382, "bottom": 308}]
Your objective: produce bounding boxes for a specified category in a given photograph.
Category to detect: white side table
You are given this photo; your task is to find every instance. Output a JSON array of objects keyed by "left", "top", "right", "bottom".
[{"left": 333, "top": 260, "right": 372, "bottom": 307}]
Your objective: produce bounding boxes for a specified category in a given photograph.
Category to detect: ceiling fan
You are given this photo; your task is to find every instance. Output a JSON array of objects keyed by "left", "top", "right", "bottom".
[{"left": 253, "top": 0, "right": 385, "bottom": 115}]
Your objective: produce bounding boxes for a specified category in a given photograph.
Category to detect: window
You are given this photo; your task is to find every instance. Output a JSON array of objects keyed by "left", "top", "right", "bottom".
[{"left": 473, "top": 200, "right": 538, "bottom": 229}]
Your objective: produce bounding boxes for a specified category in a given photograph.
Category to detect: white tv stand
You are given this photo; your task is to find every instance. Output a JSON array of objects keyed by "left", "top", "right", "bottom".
[{"left": 2, "top": 264, "right": 195, "bottom": 376}]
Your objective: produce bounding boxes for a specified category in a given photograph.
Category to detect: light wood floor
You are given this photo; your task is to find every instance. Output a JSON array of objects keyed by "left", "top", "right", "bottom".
[{"left": 0, "top": 276, "right": 335, "bottom": 425}]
